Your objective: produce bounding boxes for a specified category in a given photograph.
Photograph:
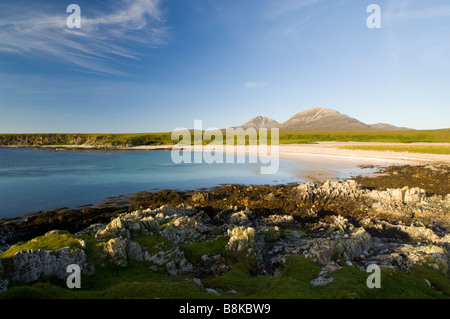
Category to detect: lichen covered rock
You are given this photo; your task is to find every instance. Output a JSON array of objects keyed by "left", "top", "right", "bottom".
[
  {"left": 11, "top": 247, "right": 93, "bottom": 283},
  {"left": 226, "top": 227, "right": 256, "bottom": 253},
  {"left": 303, "top": 228, "right": 373, "bottom": 265},
  {"left": 104, "top": 238, "right": 128, "bottom": 267}
]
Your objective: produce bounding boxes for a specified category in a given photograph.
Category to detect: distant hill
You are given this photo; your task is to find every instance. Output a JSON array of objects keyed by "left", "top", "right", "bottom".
[
  {"left": 233, "top": 107, "right": 414, "bottom": 131},
  {"left": 367, "top": 123, "right": 412, "bottom": 131},
  {"left": 279, "top": 107, "right": 370, "bottom": 131},
  {"left": 233, "top": 116, "right": 279, "bottom": 130}
]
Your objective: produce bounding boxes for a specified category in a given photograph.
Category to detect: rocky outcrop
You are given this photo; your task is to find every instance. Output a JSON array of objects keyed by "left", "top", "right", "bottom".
[
  {"left": 160, "top": 213, "right": 213, "bottom": 244},
  {"left": 361, "top": 243, "right": 450, "bottom": 273},
  {"left": 310, "top": 261, "right": 342, "bottom": 286},
  {"left": 229, "top": 210, "right": 252, "bottom": 227},
  {"left": 143, "top": 247, "right": 193, "bottom": 276},
  {"left": 398, "top": 245, "right": 449, "bottom": 271},
  {"left": 0, "top": 224, "right": 18, "bottom": 253},
  {"left": 0, "top": 278, "right": 7, "bottom": 293},
  {"left": 0, "top": 259, "right": 7, "bottom": 292},
  {"left": 376, "top": 221, "right": 439, "bottom": 244},
  {"left": 96, "top": 218, "right": 131, "bottom": 240},
  {"left": 73, "top": 183, "right": 450, "bottom": 277},
  {"left": 90, "top": 206, "right": 200, "bottom": 274},
  {"left": 367, "top": 186, "right": 426, "bottom": 204},
  {"left": 95, "top": 205, "right": 208, "bottom": 242},
  {"left": 226, "top": 227, "right": 256, "bottom": 254},
  {"left": 295, "top": 179, "right": 446, "bottom": 212},
  {"left": 11, "top": 247, "right": 93, "bottom": 283},
  {"left": 126, "top": 240, "right": 144, "bottom": 262},
  {"left": 104, "top": 238, "right": 128, "bottom": 267},
  {"left": 302, "top": 228, "right": 373, "bottom": 265},
  {"left": 263, "top": 214, "right": 296, "bottom": 227},
  {"left": 163, "top": 248, "right": 193, "bottom": 276},
  {"left": 296, "top": 179, "right": 365, "bottom": 202},
  {"left": 2, "top": 177, "right": 449, "bottom": 291},
  {"left": 198, "top": 254, "right": 231, "bottom": 277}
]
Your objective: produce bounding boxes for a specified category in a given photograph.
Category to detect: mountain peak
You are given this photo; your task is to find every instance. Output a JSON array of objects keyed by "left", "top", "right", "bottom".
[
  {"left": 234, "top": 116, "right": 279, "bottom": 129},
  {"left": 233, "top": 107, "right": 413, "bottom": 132},
  {"left": 291, "top": 107, "right": 342, "bottom": 121},
  {"left": 279, "top": 107, "right": 370, "bottom": 131}
]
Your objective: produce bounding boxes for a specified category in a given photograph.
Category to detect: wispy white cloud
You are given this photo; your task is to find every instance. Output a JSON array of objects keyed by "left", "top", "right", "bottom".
[
  {"left": 0, "top": 0, "right": 169, "bottom": 75},
  {"left": 245, "top": 81, "right": 267, "bottom": 88}
]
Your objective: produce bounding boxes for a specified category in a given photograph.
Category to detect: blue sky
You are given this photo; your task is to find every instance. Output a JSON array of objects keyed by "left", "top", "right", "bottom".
[{"left": 0, "top": 0, "right": 449, "bottom": 133}]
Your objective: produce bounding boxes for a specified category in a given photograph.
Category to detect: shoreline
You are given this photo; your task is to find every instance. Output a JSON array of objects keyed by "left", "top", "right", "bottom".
[
  {"left": 2, "top": 142, "right": 449, "bottom": 166},
  {"left": 1, "top": 163, "right": 449, "bottom": 299},
  {"left": 1, "top": 160, "right": 448, "bottom": 225},
  {"left": 0, "top": 143, "right": 448, "bottom": 225},
  {"left": 1, "top": 162, "right": 448, "bottom": 228}
]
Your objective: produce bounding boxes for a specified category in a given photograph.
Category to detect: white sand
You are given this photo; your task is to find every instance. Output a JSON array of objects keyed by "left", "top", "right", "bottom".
[
  {"left": 31, "top": 142, "right": 450, "bottom": 167},
  {"left": 277, "top": 142, "right": 450, "bottom": 167}
]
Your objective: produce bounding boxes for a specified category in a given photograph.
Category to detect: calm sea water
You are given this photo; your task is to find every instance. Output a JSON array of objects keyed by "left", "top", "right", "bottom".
[{"left": 0, "top": 148, "right": 371, "bottom": 218}]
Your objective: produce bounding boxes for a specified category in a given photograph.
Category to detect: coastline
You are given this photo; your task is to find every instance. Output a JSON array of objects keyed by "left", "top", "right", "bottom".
[
  {"left": 278, "top": 142, "right": 450, "bottom": 166},
  {"left": 1, "top": 146, "right": 449, "bottom": 299},
  {"left": 0, "top": 144, "right": 174, "bottom": 151},
  {"left": 1, "top": 141, "right": 448, "bottom": 222},
  {"left": 0, "top": 142, "right": 448, "bottom": 225},
  {"left": 2, "top": 142, "right": 449, "bottom": 166},
  {"left": 1, "top": 163, "right": 449, "bottom": 299}
]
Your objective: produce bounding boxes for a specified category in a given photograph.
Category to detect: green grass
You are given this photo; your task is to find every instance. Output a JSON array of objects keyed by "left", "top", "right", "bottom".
[
  {"left": 0, "top": 262, "right": 211, "bottom": 299},
  {"left": 1, "top": 129, "right": 450, "bottom": 147},
  {"left": 0, "top": 232, "right": 83, "bottom": 259},
  {"left": 1, "top": 252, "right": 448, "bottom": 299},
  {"left": 134, "top": 233, "right": 173, "bottom": 254},
  {"left": 204, "top": 256, "right": 449, "bottom": 299},
  {"left": 179, "top": 236, "right": 229, "bottom": 264},
  {"left": 277, "top": 129, "right": 450, "bottom": 144},
  {"left": 332, "top": 144, "right": 450, "bottom": 155},
  {"left": 1, "top": 230, "right": 449, "bottom": 299}
]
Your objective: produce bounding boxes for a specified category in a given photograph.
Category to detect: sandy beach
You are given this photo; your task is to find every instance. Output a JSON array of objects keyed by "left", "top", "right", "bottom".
[
  {"left": 277, "top": 142, "right": 450, "bottom": 166},
  {"left": 11, "top": 141, "right": 450, "bottom": 167}
]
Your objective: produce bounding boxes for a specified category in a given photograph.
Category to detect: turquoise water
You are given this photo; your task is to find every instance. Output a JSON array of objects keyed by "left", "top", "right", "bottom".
[{"left": 0, "top": 148, "right": 369, "bottom": 218}]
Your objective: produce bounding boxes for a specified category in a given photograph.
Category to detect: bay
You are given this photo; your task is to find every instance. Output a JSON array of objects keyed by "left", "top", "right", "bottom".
[{"left": 0, "top": 148, "right": 373, "bottom": 218}]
